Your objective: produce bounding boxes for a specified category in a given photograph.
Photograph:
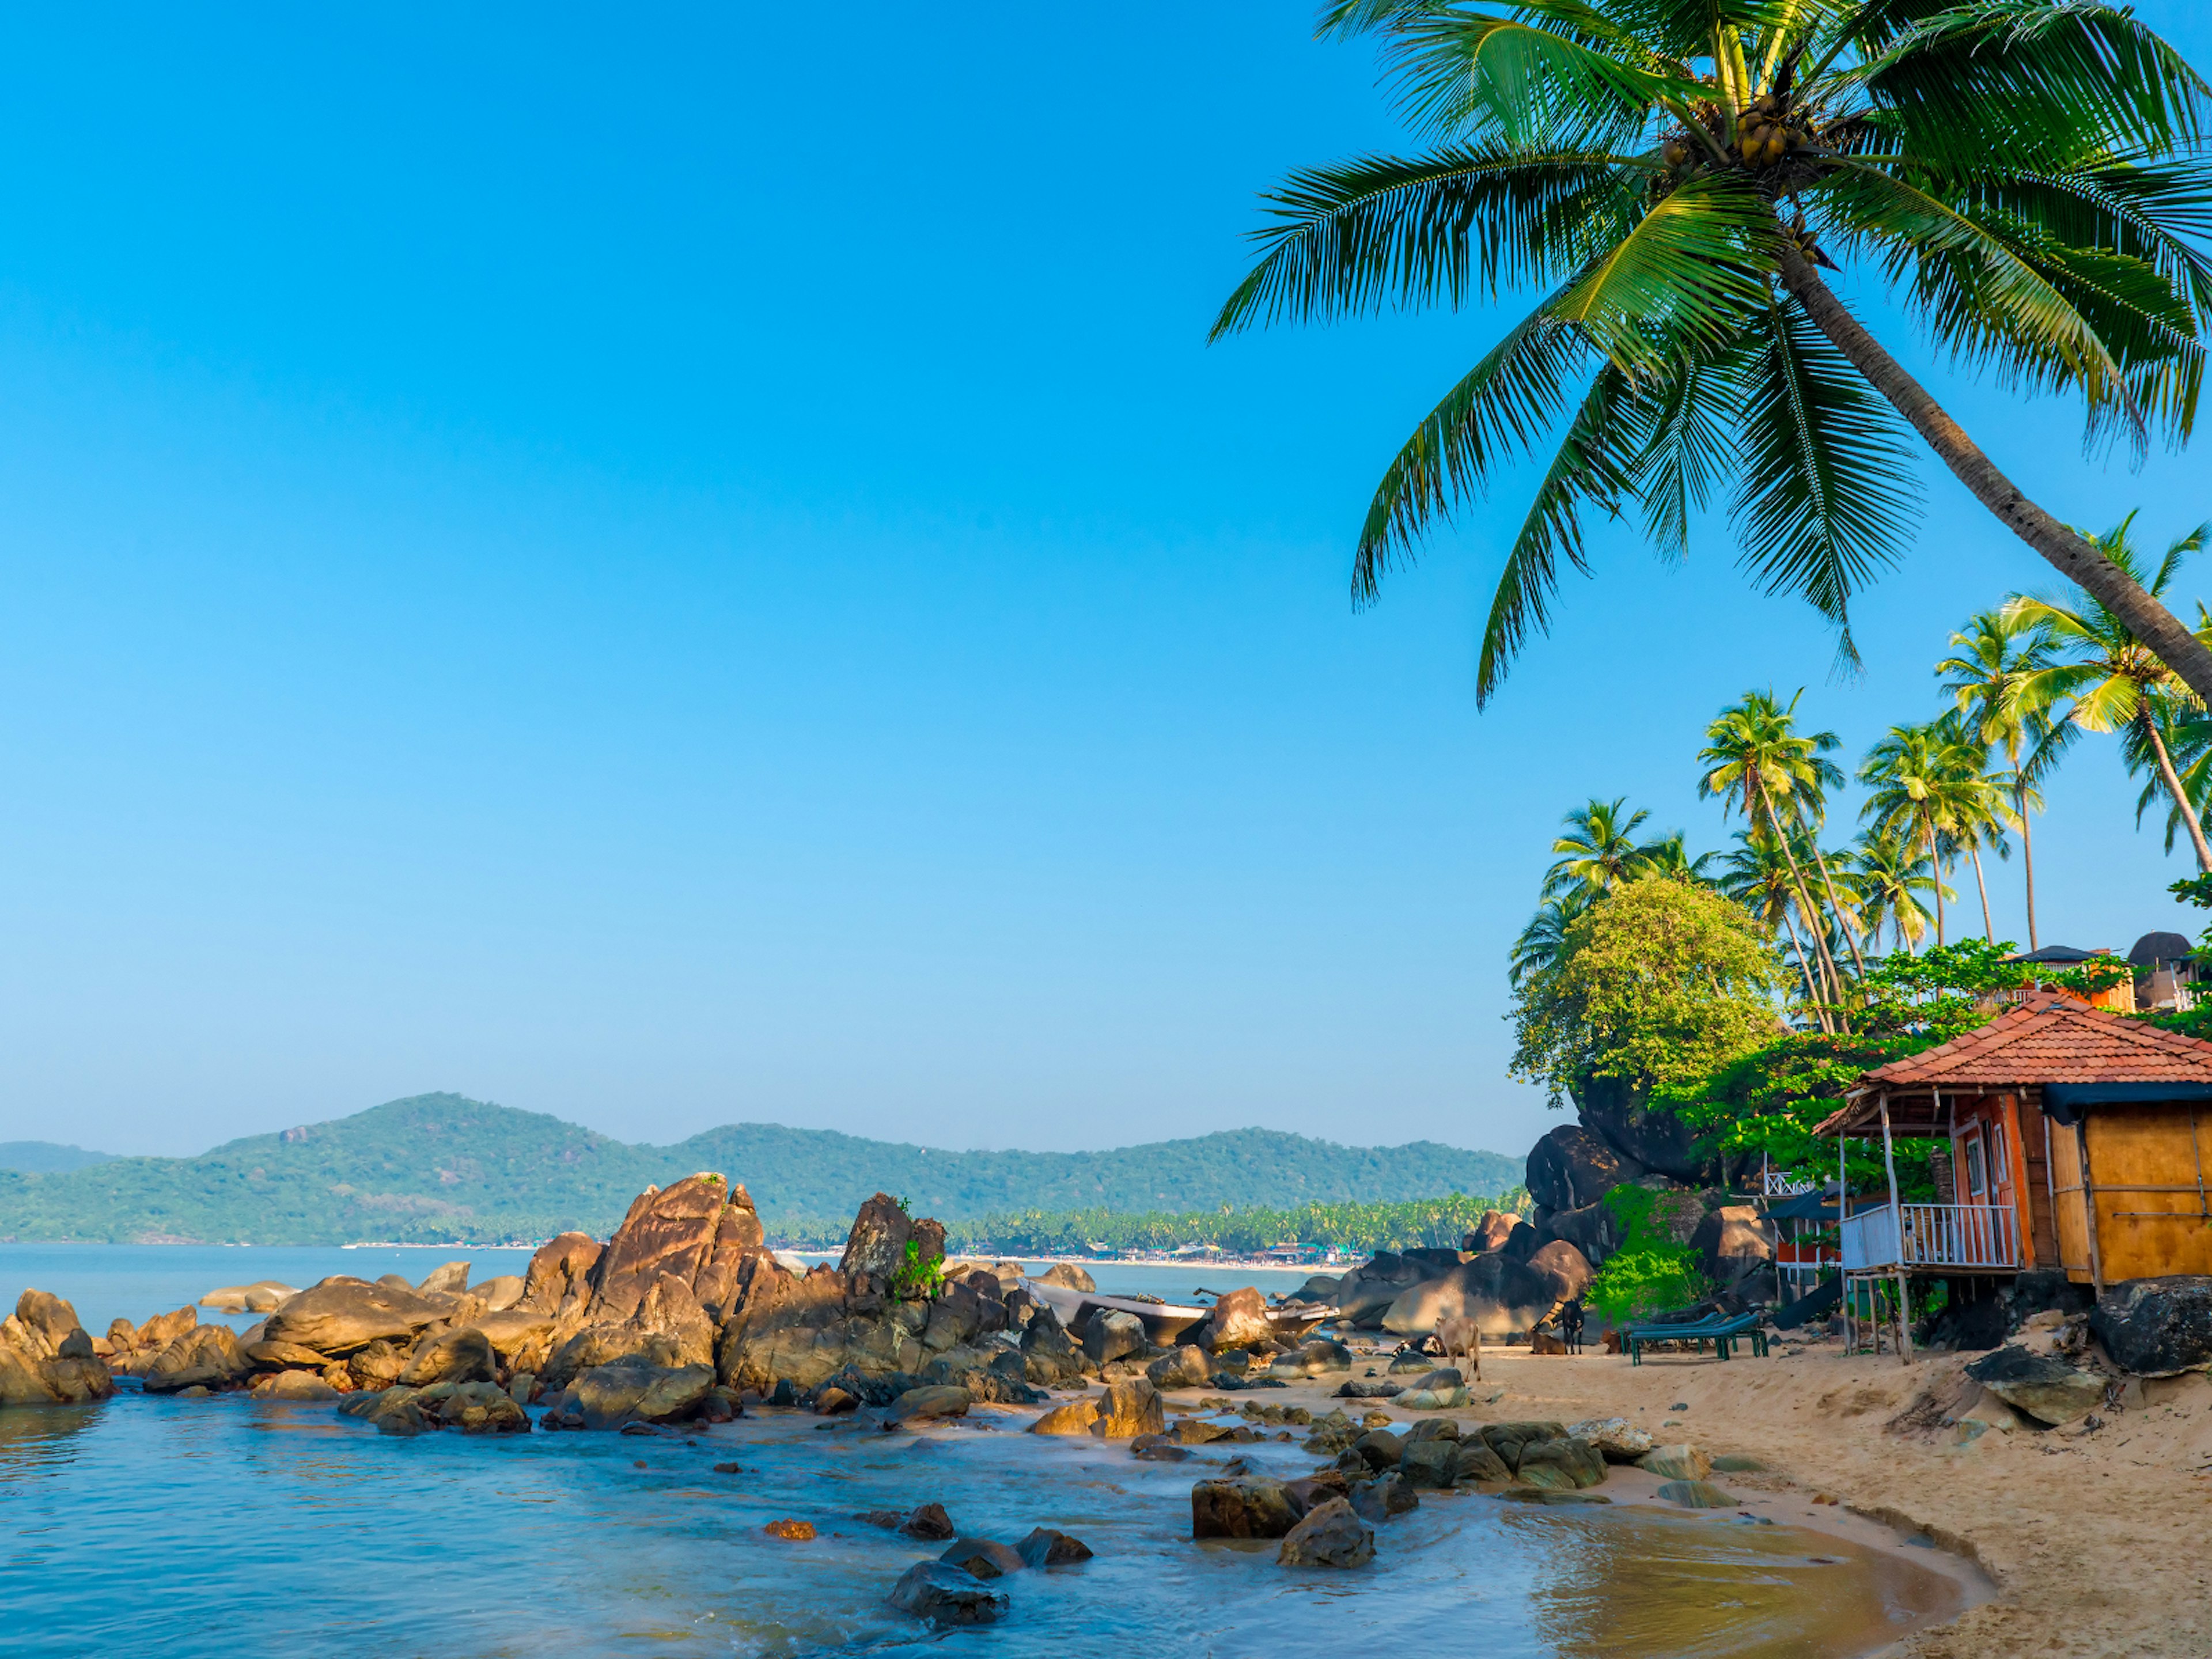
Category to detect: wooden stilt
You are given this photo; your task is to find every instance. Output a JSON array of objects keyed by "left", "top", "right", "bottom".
[{"left": 2077, "top": 1119, "right": 2106, "bottom": 1297}]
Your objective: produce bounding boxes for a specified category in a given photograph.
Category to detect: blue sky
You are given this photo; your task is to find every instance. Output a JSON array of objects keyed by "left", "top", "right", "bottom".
[{"left": 1, "top": 5, "right": 2208, "bottom": 1164}]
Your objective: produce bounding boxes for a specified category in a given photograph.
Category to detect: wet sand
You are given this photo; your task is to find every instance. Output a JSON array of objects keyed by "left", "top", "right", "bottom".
[{"left": 1258, "top": 1336, "right": 2212, "bottom": 1658}]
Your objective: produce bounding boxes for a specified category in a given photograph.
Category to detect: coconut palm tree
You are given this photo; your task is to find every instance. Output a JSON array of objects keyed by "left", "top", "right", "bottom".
[
  {"left": 1931, "top": 714, "right": 2020, "bottom": 944},
  {"left": 2131, "top": 702, "right": 2212, "bottom": 858},
  {"left": 1541, "top": 796, "right": 1665, "bottom": 898},
  {"left": 1937, "top": 609, "right": 2070, "bottom": 949},
  {"left": 1850, "top": 828, "right": 1942, "bottom": 955},
  {"left": 1697, "top": 690, "right": 1852, "bottom": 999},
  {"left": 1717, "top": 825, "right": 1829, "bottom": 1024},
  {"left": 2008, "top": 515, "right": 2212, "bottom": 872},
  {"left": 1858, "top": 719, "right": 1992, "bottom": 947},
  {"left": 1509, "top": 891, "right": 1586, "bottom": 987},
  {"left": 1213, "top": 2, "right": 2212, "bottom": 707},
  {"left": 1633, "top": 828, "right": 1718, "bottom": 886}
]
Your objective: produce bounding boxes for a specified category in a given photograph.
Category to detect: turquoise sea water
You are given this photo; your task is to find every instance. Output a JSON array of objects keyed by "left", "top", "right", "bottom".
[{"left": 0, "top": 1248, "right": 1965, "bottom": 1657}]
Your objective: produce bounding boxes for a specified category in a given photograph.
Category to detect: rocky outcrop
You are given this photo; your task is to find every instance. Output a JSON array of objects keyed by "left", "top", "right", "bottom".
[
  {"left": 1464, "top": 1210, "right": 1520, "bottom": 1253},
  {"left": 1082, "top": 1309, "right": 1145, "bottom": 1364},
  {"left": 1525, "top": 1240, "right": 1594, "bottom": 1302},
  {"left": 0, "top": 1291, "right": 113, "bottom": 1407},
  {"left": 1090, "top": 1377, "right": 1164, "bottom": 1439},
  {"left": 888, "top": 1561, "right": 1008, "bottom": 1626},
  {"left": 1527, "top": 1124, "right": 1645, "bottom": 1213},
  {"left": 1571, "top": 1074, "right": 1711, "bottom": 1182},
  {"left": 397, "top": 1328, "right": 497, "bottom": 1388},
  {"left": 2090, "top": 1277, "right": 2212, "bottom": 1377},
  {"left": 140, "top": 1324, "right": 252, "bottom": 1394},
  {"left": 543, "top": 1359, "right": 717, "bottom": 1430},
  {"left": 1539, "top": 1200, "right": 1623, "bottom": 1268},
  {"left": 519, "top": 1233, "right": 603, "bottom": 1316},
  {"left": 1691, "top": 1206, "right": 1774, "bottom": 1286},
  {"left": 342, "top": 1380, "right": 530, "bottom": 1435},
  {"left": 199, "top": 1281, "right": 297, "bottom": 1314}
]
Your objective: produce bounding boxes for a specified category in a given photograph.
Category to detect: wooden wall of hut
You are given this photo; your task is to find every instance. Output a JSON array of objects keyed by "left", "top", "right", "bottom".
[{"left": 2047, "top": 1103, "right": 2212, "bottom": 1285}]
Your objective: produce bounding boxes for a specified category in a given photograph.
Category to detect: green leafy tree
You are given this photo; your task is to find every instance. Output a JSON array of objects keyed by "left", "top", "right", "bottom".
[
  {"left": 2009, "top": 513, "right": 2212, "bottom": 872},
  {"left": 1213, "top": 2, "right": 2212, "bottom": 709},
  {"left": 1510, "top": 874, "right": 1786, "bottom": 1104}
]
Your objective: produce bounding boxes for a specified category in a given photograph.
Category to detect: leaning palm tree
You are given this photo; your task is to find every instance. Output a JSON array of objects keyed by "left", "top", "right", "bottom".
[
  {"left": 1697, "top": 689, "right": 1852, "bottom": 999},
  {"left": 2009, "top": 514, "right": 2212, "bottom": 872},
  {"left": 1213, "top": 3, "right": 2212, "bottom": 705},
  {"left": 1542, "top": 796, "right": 1660, "bottom": 898},
  {"left": 2132, "top": 702, "right": 2212, "bottom": 858},
  {"left": 1850, "top": 828, "right": 1942, "bottom": 955},
  {"left": 1937, "top": 609, "right": 2069, "bottom": 949}
]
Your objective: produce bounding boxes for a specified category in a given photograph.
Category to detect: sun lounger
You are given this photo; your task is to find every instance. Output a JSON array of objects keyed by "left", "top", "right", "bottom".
[{"left": 1623, "top": 1310, "right": 1768, "bottom": 1365}]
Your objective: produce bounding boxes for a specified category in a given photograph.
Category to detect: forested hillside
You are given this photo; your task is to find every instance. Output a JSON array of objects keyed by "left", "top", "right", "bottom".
[{"left": 0, "top": 1093, "right": 1521, "bottom": 1245}]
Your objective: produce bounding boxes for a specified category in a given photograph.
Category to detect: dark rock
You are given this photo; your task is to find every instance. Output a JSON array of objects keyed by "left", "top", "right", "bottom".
[
  {"left": 1571, "top": 1074, "right": 1711, "bottom": 1182},
  {"left": 2006, "top": 1270, "right": 2096, "bottom": 1332},
  {"left": 1526, "top": 1124, "right": 1646, "bottom": 1213},
  {"left": 1290, "top": 1272, "right": 1342, "bottom": 1302},
  {"left": 1381, "top": 1253, "right": 1562, "bottom": 1336},
  {"left": 1036, "top": 1262, "right": 1096, "bottom": 1293},
  {"left": 1514, "top": 1437, "right": 1607, "bottom": 1490},
  {"left": 1336, "top": 1378, "right": 1401, "bottom": 1399},
  {"left": 888, "top": 1560, "right": 1008, "bottom": 1626},
  {"left": 1352, "top": 1428, "right": 1403, "bottom": 1470},
  {"left": 1347, "top": 1471, "right": 1416, "bottom": 1521},
  {"left": 1332, "top": 1253, "right": 1429, "bottom": 1328},
  {"left": 1193, "top": 1287, "right": 1272, "bottom": 1353},
  {"left": 1525, "top": 1240, "right": 1594, "bottom": 1301},
  {"left": 1146, "top": 1344, "right": 1211, "bottom": 1390},
  {"left": 884, "top": 1385, "right": 972, "bottom": 1426},
  {"left": 1190, "top": 1476, "right": 1302, "bottom": 1539},
  {"left": 568, "top": 1360, "right": 716, "bottom": 1429},
  {"left": 2090, "top": 1277, "right": 2212, "bottom": 1377},
  {"left": 1277, "top": 1497, "right": 1374, "bottom": 1568},
  {"left": 1540, "top": 1200, "right": 1624, "bottom": 1269},
  {"left": 1464, "top": 1210, "right": 1520, "bottom": 1254},
  {"left": 1131, "top": 1433, "right": 1192, "bottom": 1461},
  {"left": 1499, "top": 1222, "right": 1541, "bottom": 1262},
  {"left": 1015, "top": 1527, "right": 1092, "bottom": 1568},
  {"left": 1478, "top": 1421, "right": 1569, "bottom": 1474},
  {"left": 1398, "top": 1438, "right": 1457, "bottom": 1488},
  {"left": 941, "top": 1537, "right": 1025, "bottom": 1580},
  {"left": 1450, "top": 1438, "right": 1511, "bottom": 1483},
  {"left": 1964, "top": 1344, "right": 2108, "bottom": 1425},
  {"left": 1690, "top": 1206, "right": 1773, "bottom": 1286}
]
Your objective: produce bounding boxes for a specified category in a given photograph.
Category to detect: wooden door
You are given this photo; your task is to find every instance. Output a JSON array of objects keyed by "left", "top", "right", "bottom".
[
  {"left": 2083, "top": 1104, "right": 2212, "bottom": 1281},
  {"left": 2013, "top": 1096, "right": 2061, "bottom": 1271}
]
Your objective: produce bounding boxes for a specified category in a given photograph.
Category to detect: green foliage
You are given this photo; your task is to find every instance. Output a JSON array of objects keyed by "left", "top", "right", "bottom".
[
  {"left": 1509, "top": 876, "right": 1787, "bottom": 1104},
  {"left": 0, "top": 1093, "right": 1520, "bottom": 1247},
  {"left": 889, "top": 1236, "right": 946, "bottom": 1302},
  {"left": 932, "top": 1191, "right": 1529, "bottom": 1260},
  {"left": 1853, "top": 938, "right": 2128, "bottom": 1043},
  {"left": 1582, "top": 1185, "right": 1710, "bottom": 1323}
]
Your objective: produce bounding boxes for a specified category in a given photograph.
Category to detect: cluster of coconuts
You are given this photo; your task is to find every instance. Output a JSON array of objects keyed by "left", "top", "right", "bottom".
[{"left": 1733, "top": 95, "right": 1805, "bottom": 167}]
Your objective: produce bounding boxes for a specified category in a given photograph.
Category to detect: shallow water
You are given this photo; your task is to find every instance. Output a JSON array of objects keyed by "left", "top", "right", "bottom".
[{"left": 0, "top": 1248, "right": 1968, "bottom": 1656}]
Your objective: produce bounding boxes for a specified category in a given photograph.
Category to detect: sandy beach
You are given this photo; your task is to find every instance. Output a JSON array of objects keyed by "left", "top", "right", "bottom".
[{"left": 1257, "top": 1339, "right": 2212, "bottom": 1658}]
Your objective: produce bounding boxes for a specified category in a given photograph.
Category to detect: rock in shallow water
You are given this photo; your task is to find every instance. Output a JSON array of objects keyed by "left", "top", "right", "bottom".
[
  {"left": 1028, "top": 1397, "right": 1100, "bottom": 1435},
  {"left": 1655, "top": 1479, "right": 1736, "bottom": 1509},
  {"left": 941, "top": 1537, "right": 1025, "bottom": 1580},
  {"left": 1090, "top": 1377, "right": 1164, "bottom": 1440},
  {"left": 1191, "top": 1476, "right": 1302, "bottom": 1539},
  {"left": 0, "top": 1290, "right": 115, "bottom": 1407},
  {"left": 889, "top": 1561, "right": 1009, "bottom": 1626},
  {"left": 1015, "top": 1527, "right": 1092, "bottom": 1568},
  {"left": 1278, "top": 1497, "right": 1374, "bottom": 1569}
]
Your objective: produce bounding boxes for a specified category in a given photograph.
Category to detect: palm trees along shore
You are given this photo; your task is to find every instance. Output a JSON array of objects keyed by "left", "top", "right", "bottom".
[{"left": 1214, "top": 5, "right": 2212, "bottom": 706}]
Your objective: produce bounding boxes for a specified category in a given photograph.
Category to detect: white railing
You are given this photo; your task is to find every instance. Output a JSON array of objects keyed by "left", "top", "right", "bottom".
[
  {"left": 1840, "top": 1202, "right": 2018, "bottom": 1271},
  {"left": 1762, "top": 1167, "right": 1816, "bottom": 1196}
]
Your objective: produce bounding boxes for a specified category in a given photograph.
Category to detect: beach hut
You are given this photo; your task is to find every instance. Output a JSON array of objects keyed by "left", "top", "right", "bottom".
[{"left": 1814, "top": 991, "right": 2212, "bottom": 1346}]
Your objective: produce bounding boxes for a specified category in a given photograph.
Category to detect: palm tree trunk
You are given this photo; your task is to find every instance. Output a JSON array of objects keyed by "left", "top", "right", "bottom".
[
  {"left": 1771, "top": 815, "right": 1842, "bottom": 1007},
  {"left": 1809, "top": 844, "right": 1867, "bottom": 976},
  {"left": 2143, "top": 711, "right": 2212, "bottom": 873},
  {"left": 2019, "top": 786, "right": 2038, "bottom": 951},
  {"left": 1777, "top": 907, "right": 1831, "bottom": 1033},
  {"left": 1777, "top": 248, "right": 2212, "bottom": 709},
  {"left": 1969, "top": 844, "right": 1994, "bottom": 943},
  {"left": 1929, "top": 821, "right": 1946, "bottom": 947}
]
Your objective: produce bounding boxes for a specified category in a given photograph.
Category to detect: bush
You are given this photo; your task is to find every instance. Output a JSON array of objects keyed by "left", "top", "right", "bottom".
[{"left": 1581, "top": 1185, "right": 1713, "bottom": 1323}]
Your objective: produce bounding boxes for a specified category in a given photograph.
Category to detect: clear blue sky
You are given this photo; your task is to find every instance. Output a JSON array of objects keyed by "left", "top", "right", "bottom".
[{"left": 1, "top": 5, "right": 2207, "bottom": 1164}]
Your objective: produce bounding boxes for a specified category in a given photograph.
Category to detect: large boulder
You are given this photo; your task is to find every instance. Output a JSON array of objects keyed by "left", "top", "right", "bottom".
[
  {"left": 716, "top": 1259, "right": 916, "bottom": 1394},
  {"left": 2090, "top": 1277, "right": 2212, "bottom": 1377},
  {"left": 1146, "top": 1344, "right": 1211, "bottom": 1391},
  {"left": 544, "top": 1270, "right": 718, "bottom": 1387},
  {"left": 838, "top": 1192, "right": 944, "bottom": 1290},
  {"left": 398, "top": 1327, "right": 497, "bottom": 1388},
  {"left": 562, "top": 1359, "right": 717, "bottom": 1430},
  {"left": 260, "top": 1277, "right": 448, "bottom": 1357},
  {"left": 1964, "top": 1345, "right": 2108, "bottom": 1426},
  {"left": 1690, "top": 1206, "right": 1774, "bottom": 1286},
  {"left": 1540, "top": 1200, "right": 1624, "bottom": 1269},
  {"left": 1464, "top": 1210, "right": 1521, "bottom": 1254},
  {"left": 1028, "top": 1397, "right": 1101, "bottom": 1435},
  {"left": 1332, "top": 1253, "right": 1428, "bottom": 1328},
  {"left": 1082, "top": 1309, "right": 1146, "bottom": 1365},
  {"left": 200, "top": 1282, "right": 296, "bottom": 1314},
  {"left": 1571, "top": 1075, "right": 1711, "bottom": 1183},
  {"left": 1381, "top": 1255, "right": 1563, "bottom": 1336},
  {"left": 1036, "top": 1262, "right": 1096, "bottom": 1293},
  {"left": 0, "top": 1291, "right": 114, "bottom": 1406},
  {"left": 416, "top": 1261, "right": 472, "bottom": 1297},
  {"left": 1526, "top": 1124, "right": 1646, "bottom": 1214},
  {"left": 591, "top": 1174, "right": 768, "bottom": 1323},
  {"left": 1525, "top": 1240, "right": 1594, "bottom": 1302},
  {"left": 1194, "top": 1287, "right": 1272, "bottom": 1353}
]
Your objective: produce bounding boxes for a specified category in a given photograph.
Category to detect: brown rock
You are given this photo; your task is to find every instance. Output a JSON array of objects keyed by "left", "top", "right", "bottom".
[
  {"left": 1014, "top": 1527, "right": 1092, "bottom": 1567},
  {"left": 416, "top": 1261, "right": 473, "bottom": 1297},
  {"left": 1194, "top": 1287, "right": 1272, "bottom": 1353},
  {"left": 595, "top": 1175, "right": 763, "bottom": 1322},
  {"left": 885, "top": 1385, "right": 972, "bottom": 1426},
  {"left": 520, "top": 1232, "right": 604, "bottom": 1315},
  {"left": 1191, "top": 1476, "right": 1304, "bottom": 1539},
  {"left": 260, "top": 1277, "right": 448, "bottom": 1356},
  {"left": 1146, "top": 1344, "right": 1211, "bottom": 1390},
  {"left": 398, "top": 1327, "right": 498, "bottom": 1388},
  {"left": 1464, "top": 1210, "right": 1520, "bottom": 1253},
  {"left": 0, "top": 1290, "right": 115, "bottom": 1406},
  {"left": 1037, "top": 1262, "right": 1096, "bottom": 1293},
  {"left": 140, "top": 1324, "right": 250, "bottom": 1394},
  {"left": 1277, "top": 1497, "right": 1374, "bottom": 1568},
  {"left": 1029, "top": 1396, "right": 1101, "bottom": 1435},
  {"left": 1089, "top": 1376, "right": 1165, "bottom": 1439},
  {"left": 839, "top": 1191, "right": 922, "bottom": 1283},
  {"left": 941, "top": 1537, "right": 1024, "bottom": 1580},
  {"left": 250, "top": 1368, "right": 341, "bottom": 1402},
  {"left": 347, "top": 1340, "right": 406, "bottom": 1390},
  {"left": 1525, "top": 1240, "right": 1594, "bottom": 1301},
  {"left": 764, "top": 1518, "right": 815, "bottom": 1540},
  {"left": 243, "top": 1339, "right": 338, "bottom": 1372}
]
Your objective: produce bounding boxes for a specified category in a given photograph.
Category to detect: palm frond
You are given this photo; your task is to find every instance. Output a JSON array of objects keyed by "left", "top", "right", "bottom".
[
  {"left": 1475, "top": 361, "right": 1645, "bottom": 705},
  {"left": 1628, "top": 344, "right": 1733, "bottom": 558},
  {"left": 1725, "top": 295, "right": 1921, "bottom": 657},
  {"left": 1348, "top": 299, "right": 1596, "bottom": 600},
  {"left": 1210, "top": 146, "right": 1641, "bottom": 337}
]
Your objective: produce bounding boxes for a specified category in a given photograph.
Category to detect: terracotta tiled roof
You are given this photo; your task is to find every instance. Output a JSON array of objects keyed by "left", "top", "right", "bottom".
[
  {"left": 1813, "top": 991, "right": 2212, "bottom": 1138},
  {"left": 1855, "top": 990, "right": 2212, "bottom": 1087}
]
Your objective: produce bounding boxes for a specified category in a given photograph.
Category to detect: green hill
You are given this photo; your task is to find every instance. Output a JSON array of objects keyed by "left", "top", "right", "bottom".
[
  {"left": 0, "top": 1093, "right": 1522, "bottom": 1246},
  {"left": 0, "top": 1141, "right": 116, "bottom": 1176}
]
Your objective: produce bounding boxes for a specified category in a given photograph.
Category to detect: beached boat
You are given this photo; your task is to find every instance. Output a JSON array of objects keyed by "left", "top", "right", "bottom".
[{"left": 1024, "top": 1281, "right": 1338, "bottom": 1346}]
